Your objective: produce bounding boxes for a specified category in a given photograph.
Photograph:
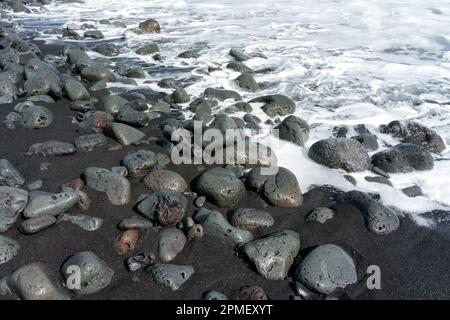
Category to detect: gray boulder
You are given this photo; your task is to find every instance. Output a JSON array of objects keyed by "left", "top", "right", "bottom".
[
  {"left": 26, "top": 140, "right": 76, "bottom": 157},
  {"left": 15, "top": 102, "right": 54, "bottom": 129},
  {"left": 275, "top": 115, "right": 310, "bottom": 146},
  {"left": 143, "top": 169, "right": 187, "bottom": 192},
  {"left": 139, "top": 19, "right": 161, "bottom": 33},
  {"left": 371, "top": 143, "right": 434, "bottom": 173},
  {"left": 81, "top": 65, "right": 116, "bottom": 82},
  {"left": 235, "top": 73, "right": 258, "bottom": 92},
  {"left": 146, "top": 263, "right": 194, "bottom": 291},
  {"left": 309, "top": 138, "right": 371, "bottom": 172},
  {"left": 243, "top": 230, "right": 300, "bottom": 280},
  {"left": 294, "top": 244, "right": 357, "bottom": 295},
  {"left": 195, "top": 167, "right": 245, "bottom": 208},
  {"left": 306, "top": 207, "right": 335, "bottom": 224},
  {"left": 135, "top": 43, "right": 159, "bottom": 55},
  {"left": 23, "top": 191, "right": 79, "bottom": 218}
]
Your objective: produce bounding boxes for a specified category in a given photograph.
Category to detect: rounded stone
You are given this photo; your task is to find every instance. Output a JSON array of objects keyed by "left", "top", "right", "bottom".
[
  {"left": 0, "top": 235, "right": 20, "bottom": 265},
  {"left": 275, "top": 115, "right": 310, "bottom": 146},
  {"left": 309, "top": 138, "right": 371, "bottom": 172},
  {"left": 249, "top": 94, "right": 296, "bottom": 117},
  {"left": 139, "top": 19, "right": 161, "bottom": 33},
  {"left": 146, "top": 263, "right": 195, "bottom": 291},
  {"left": 143, "top": 169, "right": 187, "bottom": 193},
  {"left": 306, "top": 207, "right": 335, "bottom": 224},
  {"left": 262, "top": 167, "right": 303, "bottom": 207},
  {"left": 158, "top": 228, "right": 187, "bottom": 262},
  {"left": 235, "top": 73, "right": 258, "bottom": 92},
  {"left": 229, "top": 208, "right": 274, "bottom": 230},
  {"left": 195, "top": 167, "right": 245, "bottom": 208},
  {"left": 294, "top": 244, "right": 357, "bottom": 295},
  {"left": 23, "top": 191, "right": 79, "bottom": 218},
  {"left": 81, "top": 65, "right": 116, "bottom": 82},
  {"left": 61, "top": 251, "right": 114, "bottom": 295},
  {"left": 65, "top": 79, "right": 90, "bottom": 102},
  {"left": 19, "top": 215, "right": 57, "bottom": 234}
]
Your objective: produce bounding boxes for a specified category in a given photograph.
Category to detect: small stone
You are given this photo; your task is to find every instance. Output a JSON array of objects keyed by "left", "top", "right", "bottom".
[
  {"left": 61, "top": 251, "right": 114, "bottom": 295},
  {"left": 16, "top": 103, "right": 54, "bottom": 129},
  {"left": 23, "top": 191, "right": 79, "bottom": 218},
  {"left": 26, "top": 180, "right": 43, "bottom": 191},
  {"left": 146, "top": 263, "right": 195, "bottom": 291},
  {"left": 402, "top": 185, "right": 423, "bottom": 198},
  {"left": 243, "top": 230, "right": 300, "bottom": 280},
  {"left": 126, "top": 252, "right": 155, "bottom": 272},
  {"left": 143, "top": 169, "right": 187, "bottom": 192},
  {"left": 235, "top": 73, "right": 258, "bottom": 92},
  {"left": 84, "top": 167, "right": 131, "bottom": 205},
  {"left": 135, "top": 43, "right": 160, "bottom": 55},
  {"left": 0, "top": 159, "right": 25, "bottom": 187},
  {"left": 229, "top": 208, "right": 274, "bottom": 230},
  {"left": 102, "top": 94, "right": 129, "bottom": 114},
  {"left": 194, "top": 196, "right": 206, "bottom": 207},
  {"left": 61, "top": 178, "right": 85, "bottom": 191},
  {"left": 81, "top": 65, "right": 116, "bottom": 82},
  {"left": 306, "top": 207, "right": 335, "bottom": 224},
  {"left": 118, "top": 215, "right": 154, "bottom": 230},
  {"left": 58, "top": 213, "right": 103, "bottom": 231},
  {"left": 275, "top": 115, "right": 310, "bottom": 146},
  {"left": 137, "top": 190, "right": 188, "bottom": 226},
  {"left": 139, "top": 19, "right": 161, "bottom": 33},
  {"left": 114, "top": 229, "right": 139, "bottom": 255},
  {"left": 0, "top": 235, "right": 20, "bottom": 265},
  {"left": 1, "top": 263, "right": 70, "bottom": 300},
  {"left": 364, "top": 176, "right": 392, "bottom": 186},
  {"left": 26, "top": 140, "right": 76, "bottom": 157},
  {"left": 95, "top": 43, "right": 120, "bottom": 57},
  {"left": 84, "top": 30, "right": 104, "bottom": 39},
  {"left": 164, "top": 87, "right": 190, "bottom": 104},
  {"left": 249, "top": 94, "right": 296, "bottom": 117},
  {"left": 19, "top": 216, "right": 57, "bottom": 234},
  {"left": 309, "top": 138, "right": 371, "bottom": 172},
  {"left": 186, "top": 224, "right": 203, "bottom": 240},
  {"left": 110, "top": 122, "right": 145, "bottom": 146},
  {"left": 158, "top": 228, "right": 187, "bottom": 262},
  {"left": 200, "top": 210, "right": 253, "bottom": 247},
  {"left": 294, "top": 244, "right": 357, "bottom": 295},
  {"left": 229, "top": 49, "right": 252, "bottom": 62}
]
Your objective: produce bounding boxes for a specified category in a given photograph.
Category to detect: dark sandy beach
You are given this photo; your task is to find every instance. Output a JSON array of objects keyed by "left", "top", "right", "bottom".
[{"left": 1, "top": 4, "right": 450, "bottom": 301}]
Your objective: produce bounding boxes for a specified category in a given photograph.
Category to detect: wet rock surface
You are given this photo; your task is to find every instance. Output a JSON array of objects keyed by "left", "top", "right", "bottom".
[
  {"left": 294, "top": 244, "right": 357, "bottom": 295},
  {"left": 229, "top": 208, "right": 274, "bottom": 230},
  {"left": 143, "top": 169, "right": 187, "bottom": 192}
]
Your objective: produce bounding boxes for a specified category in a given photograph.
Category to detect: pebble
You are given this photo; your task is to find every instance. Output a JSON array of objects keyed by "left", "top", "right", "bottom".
[
  {"left": 139, "top": 19, "right": 161, "bottom": 33},
  {"left": 114, "top": 229, "right": 139, "bottom": 255},
  {"left": 118, "top": 215, "right": 154, "bottom": 230},
  {"left": 186, "top": 224, "right": 203, "bottom": 240},
  {"left": 84, "top": 167, "right": 131, "bottom": 205},
  {"left": 58, "top": 213, "right": 103, "bottom": 231},
  {"left": 294, "top": 244, "right": 357, "bottom": 295},
  {"left": 19, "top": 215, "right": 57, "bottom": 234},
  {"left": 229, "top": 208, "right": 274, "bottom": 230},
  {"left": 121, "top": 149, "right": 158, "bottom": 178},
  {"left": 61, "top": 251, "right": 114, "bottom": 295},
  {"left": 243, "top": 230, "right": 300, "bottom": 280},
  {"left": 26, "top": 140, "right": 76, "bottom": 157},
  {"left": 146, "top": 263, "right": 195, "bottom": 291},
  {"left": 26, "top": 180, "right": 43, "bottom": 190},
  {"left": 238, "top": 286, "right": 268, "bottom": 300},
  {"left": 158, "top": 228, "right": 187, "bottom": 262},
  {"left": 0, "top": 159, "right": 25, "bottom": 187},
  {"left": 262, "top": 167, "right": 303, "bottom": 207},
  {"left": 23, "top": 191, "right": 79, "bottom": 218},
  {"left": 142, "top": 169, "right": 187, "bottom": 192},
  {"left": 199, "top": 210, "right": 253, "bottom": 247},
  {"left": 194, "top": 196, "right": 206, "bottom": 207},
  {"left": 15, "top": 103, "right": 54, "bottom": 129},
  {"left": 306, "top": 207, "right": 335, "bottom": 224},
  {"left": 248, "top": 94, "right": 295, "bottom": 117},
  {"left": 0, "top": 235, "right": 20, "bottom": 264},
  {"left": 65, "top": 79, "right": 90, "bottom": 101},
  {"left": 137, "top": 190, "right": 188, "bottom": 226},
  {"left": 0, "top": 262, "right": 70, "bottom": 300}
]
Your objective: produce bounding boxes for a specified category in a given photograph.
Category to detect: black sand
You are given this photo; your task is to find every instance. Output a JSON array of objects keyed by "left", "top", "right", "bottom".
[{"left": 1, "top": 41, "right": 450, "bottom": 301}]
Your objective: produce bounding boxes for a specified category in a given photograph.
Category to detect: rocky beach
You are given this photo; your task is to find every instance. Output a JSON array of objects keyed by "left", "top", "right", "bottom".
[{"left": 1, "top": 0, "right": 450, "bottom": 300}]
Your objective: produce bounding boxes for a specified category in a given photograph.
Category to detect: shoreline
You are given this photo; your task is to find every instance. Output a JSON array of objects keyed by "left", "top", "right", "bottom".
[{"left": 1, "top": 1, "right": 450, "bottom": 300}]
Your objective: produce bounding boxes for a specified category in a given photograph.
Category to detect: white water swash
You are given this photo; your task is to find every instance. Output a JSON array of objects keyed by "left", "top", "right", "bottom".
[{"left": 8, "top": 0, "right": 450, "bottom": 225}]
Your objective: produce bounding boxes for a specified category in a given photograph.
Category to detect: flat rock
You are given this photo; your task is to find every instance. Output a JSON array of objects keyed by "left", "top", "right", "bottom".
[
  {"left": 61, "top": 251, "right": 114, "bottom": 295},
  {"left": 146, "top": 263, "right": 194, "bottom": 291},
  {"left": 23, "top": 191, "right": 79, "bottom": 218},
  {"left": 0, "top": 262, "right": 70, "bottom": 300},
  {"left": 84, "top": 167, "right": 131, "bottom": 205},
  {"left": 118, "top": 215, "right": 154, "bottom": 230},
  {"left": 19, "top": 215, "right": 57, "bottom": 234},
  {"left": 58, "top": 213, "right": 103, "bottom": 231},
  {"left": 294, "top": 244, "right": 357, "bottom": 295},
  {"left": 75, "top": 133, "right": 107, "bottom": 152},
  {"left": 121, "top": 150, "right": 158, "bottom": 177},
  {"left": 81, "top": 65, "right": 116, "bottom": 82},
  {"left": 204, "top": 88, "right": 242, "bottom": 101},
  {"left": 243, "top": 230, "right": 300, "bottom": 280},
  {"left": 26, "top": 140, "right": 76, "bottom": 157},
  {"left": 229, "top": 208, "right": 274, "bottom": 230}
]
